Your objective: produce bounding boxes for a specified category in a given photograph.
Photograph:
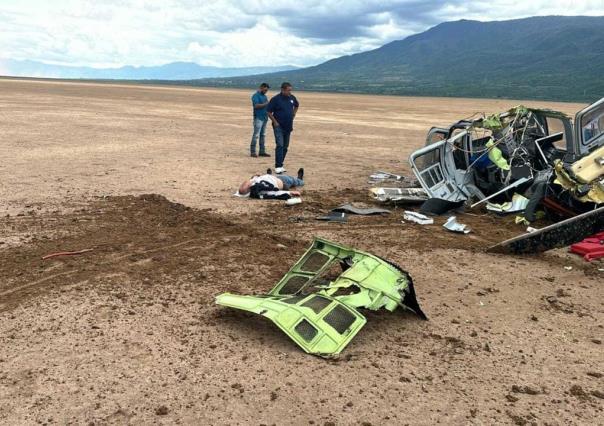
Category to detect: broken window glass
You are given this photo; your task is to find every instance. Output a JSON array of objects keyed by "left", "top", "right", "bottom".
[
  {"left": 581, "top": 106, "right": 604, "bottom": 145},
  {"left": 278, "top": 276, "right": 310, "bottom": 295},
  {"left": 295, "top": 319, "right": 318, "bottom": 342},
  {"left": 323, "top": 305, "right": 357, "bottom": 334},
  {"left": 300, "top": 252, "right": 330, "bottom": 272}
]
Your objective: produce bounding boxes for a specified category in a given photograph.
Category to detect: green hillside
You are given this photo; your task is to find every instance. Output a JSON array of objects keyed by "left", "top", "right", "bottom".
[{"left": 183, "top": 16, "right": 604, "bottom": 102}]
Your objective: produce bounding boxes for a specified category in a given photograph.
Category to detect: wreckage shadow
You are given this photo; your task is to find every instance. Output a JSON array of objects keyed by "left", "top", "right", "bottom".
[
  {"left": 213, "top": 305, "right": 427, "bottom": 355},
  {"left": 362, "top": 308, "right": 427, "bottom": 330},
  {"left": 213, "top": 307, "right": 297, "bottom": 352}
]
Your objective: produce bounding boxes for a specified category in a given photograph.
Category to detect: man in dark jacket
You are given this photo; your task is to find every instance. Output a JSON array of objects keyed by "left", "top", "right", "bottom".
[{"left": 267, "top": 82, "right": 299, "bottom": 174}]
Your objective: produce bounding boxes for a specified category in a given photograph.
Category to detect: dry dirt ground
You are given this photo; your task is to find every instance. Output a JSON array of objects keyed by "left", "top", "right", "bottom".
[{"left": 0, "top": 78, "right": 602, "bottom": 425}]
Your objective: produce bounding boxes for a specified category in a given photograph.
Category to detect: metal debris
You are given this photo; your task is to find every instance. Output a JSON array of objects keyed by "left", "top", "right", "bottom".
[
  {"left": 216, "top": 238, "right": 426, "bottom": 357},
  {"left": 403, "top": 211, "right": 433, "bottom": 225},
  {"left": 409, "top": 98, "right": 604, "bottom": 225},
  {"left": 443, "top": 216, "right": 471, "bottom": 234},
  {"left": 332, "top": 204, "right": 390, "bottom": 216},
  {"left": 370, "top": 187, "right": 428, "bottom": 204}
]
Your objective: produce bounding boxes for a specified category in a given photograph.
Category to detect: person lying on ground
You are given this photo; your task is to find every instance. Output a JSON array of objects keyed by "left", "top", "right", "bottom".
[{"left": 238, "top": 168, "right": 304, "bottom": 200}]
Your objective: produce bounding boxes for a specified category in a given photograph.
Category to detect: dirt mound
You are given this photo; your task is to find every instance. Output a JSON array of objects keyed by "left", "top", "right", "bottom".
[{"left": 0, "top": 194, "right": 303, "bottom": 313}]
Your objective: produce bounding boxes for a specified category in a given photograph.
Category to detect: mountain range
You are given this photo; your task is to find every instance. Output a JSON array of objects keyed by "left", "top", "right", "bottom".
[
  {"left": 3, "top": 16, "right": 603, "bottom": 102},
  {"left": 0, "top": 59, "right": 298, "bottom": 80},
  {"left": 192, "top": 16, "right": 604, "bottom": 102}
]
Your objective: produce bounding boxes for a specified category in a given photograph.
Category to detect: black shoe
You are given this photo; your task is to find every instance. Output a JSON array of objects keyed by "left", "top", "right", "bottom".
[
  {"left": 259, "top": 152, "right": 271, "bottom": 157},
  {"left": 297, "top": 168, "right": 304, "bottom": 180},
  {"left": 266, "top": 168, "right": 272, "bottom": 175},
  {"left": 250, "top": 153, "right": 258, "bottom": 158}
]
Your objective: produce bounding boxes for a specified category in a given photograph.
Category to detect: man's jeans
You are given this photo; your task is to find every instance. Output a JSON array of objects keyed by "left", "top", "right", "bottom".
[
  {"left": 250, "top": 118, "right": 268, "bottom": 154},
  {"left": 276, "top": 174, "right": 304, "bottom": 190},
  {"left": 273, "top": 126, "right": 291, "bottom": 168}
]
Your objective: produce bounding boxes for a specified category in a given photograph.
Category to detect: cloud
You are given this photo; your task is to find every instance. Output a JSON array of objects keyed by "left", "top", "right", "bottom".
[
  {"left": 0, "top": 0, "right": 603, "bottom": 68},
  {"left": 262, "top": 0, "right": 450, "bottom": 41}
]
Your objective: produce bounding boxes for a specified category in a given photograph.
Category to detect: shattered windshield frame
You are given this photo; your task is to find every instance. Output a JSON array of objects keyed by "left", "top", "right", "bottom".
[
  {"left": 216, "top": 238, "right": 427, "bottom": 358},
  {"left": 577, "top": 98, "right": 604, "bottom": 150}
]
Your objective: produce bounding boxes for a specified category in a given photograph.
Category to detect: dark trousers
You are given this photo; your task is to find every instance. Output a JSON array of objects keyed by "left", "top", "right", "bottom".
[{"left": 273, "top": 126, "right": 291, "bottom": 168}]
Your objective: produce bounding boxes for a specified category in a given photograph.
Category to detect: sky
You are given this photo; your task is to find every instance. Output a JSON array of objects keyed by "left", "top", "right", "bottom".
[{"left": 1, "top": 0, "right": 604, "bottom": 68}]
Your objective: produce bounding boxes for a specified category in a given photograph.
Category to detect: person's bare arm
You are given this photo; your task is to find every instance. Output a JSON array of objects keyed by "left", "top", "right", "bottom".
[
  {"left": 293, "top": 106, "right": 298, "bottom": 117},
  {"left": 268, "top": 111, "right": 279, "bottom": 127},
  {"left": 254, "top": 102, "right": 268, "bottom": 109}
]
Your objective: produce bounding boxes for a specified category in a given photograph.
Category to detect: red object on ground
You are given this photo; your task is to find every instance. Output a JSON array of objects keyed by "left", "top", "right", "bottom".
[
  {"left": 569, "top": 232, "right": 604, "bottom": 261},
  {"left": 42, "top": 248, "right": 94, "bottom": 260}
]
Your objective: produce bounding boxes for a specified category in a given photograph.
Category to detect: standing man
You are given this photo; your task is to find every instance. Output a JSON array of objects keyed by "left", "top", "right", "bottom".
[
  {"left": 250, "top": 83, "right": 271, "bottom": 158},
  {"left": 267, "top": 82, "right": 299, "bottom": 174}
]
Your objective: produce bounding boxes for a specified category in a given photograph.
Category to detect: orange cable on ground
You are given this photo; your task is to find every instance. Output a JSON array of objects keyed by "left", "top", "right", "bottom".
[{"left": 42, "top": 248, "right": 94, "bottom": 260}]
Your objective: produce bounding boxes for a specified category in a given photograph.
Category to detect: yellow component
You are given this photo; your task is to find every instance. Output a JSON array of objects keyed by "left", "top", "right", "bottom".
[
  {"left": 486, "top": 138, "right": 510, "bottom": 170},
  {"left": 553, "top": 160, "right": 604, "bottom": 204},
  {"left": 570, "top": 144, "right": 604, "bottom": 183}
]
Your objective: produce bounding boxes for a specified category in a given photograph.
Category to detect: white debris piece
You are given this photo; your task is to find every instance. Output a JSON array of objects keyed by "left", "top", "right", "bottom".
[
  {"left": 369, "top": 171, "right": 404, "bottom": 182},
  {"left": 443, "top": 216, "right": 471, "bottom": 234},
  {"left": 370, "top": 187, "right": 428, "bottom": 203},
  {"left": 286, "top": 197, "right": 302, "bottom": 206},
  {"left": 403, "top": 211, "right": 434, "bottom": 225},
  {"left": 486, "top": 193, "right": 530, "bottom": 213}
]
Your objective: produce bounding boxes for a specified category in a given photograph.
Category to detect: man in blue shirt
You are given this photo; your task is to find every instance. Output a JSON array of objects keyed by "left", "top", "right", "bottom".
[
  {"left": 250, "top": 83, "right": 270, "bottom": 158},
  {"left": 267, "top": 82, "right": 299, "bottom": 174}
]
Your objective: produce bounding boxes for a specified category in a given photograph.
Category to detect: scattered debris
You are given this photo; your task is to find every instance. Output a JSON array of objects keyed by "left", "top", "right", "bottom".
[
  {"left": 369, "top": 187, "right": 428, "bottom": 204},
  {"left": 569, "top": 231, "right": 604, "bottom": 261},
  {"left": 443, "top": 216, "right": 471, "bottom": 234},
  {"left": 368, "top": 171, "right": 404, "bottom": 184},
  {"left": 470, "top": 178, "right": 531, "bottom": 209},
  {"left": 403, "top": 211, "right": 433, "bottom": 225},
  {"left": 315, "top": 204, "right": 389, "bottom": 223},
  {"left": 216, "top": 238, "right": 426, "bottom": 357},
  {"left": 564, "top": 266, "right": 573, "bottom": 271},
  {"left": 316, "top": 211, "right": 347, "bottom": 223},
  {"left": 42, "top": 248, "right": 94, "bottom": 260},
  {"left": 331, "top": 204, "right": 390, "bottom": 216},
  {"left": 486, "top": 193, "right": 530, "bottom": 214},
  {"left": 286, "top": 197, "right": 303, "bottom": 206}
]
